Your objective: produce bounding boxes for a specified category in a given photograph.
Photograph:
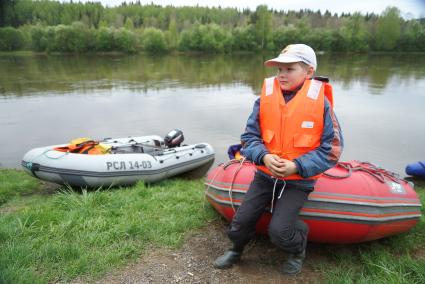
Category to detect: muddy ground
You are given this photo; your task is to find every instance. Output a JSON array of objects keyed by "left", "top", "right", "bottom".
[{"left": 88, "top": 220, "right": 327, "bottom": 284}]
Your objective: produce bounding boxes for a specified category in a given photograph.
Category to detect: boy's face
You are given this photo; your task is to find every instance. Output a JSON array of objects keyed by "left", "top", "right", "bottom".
[{"left": 276, "top": 62, "right": 314, "bottom": 91}]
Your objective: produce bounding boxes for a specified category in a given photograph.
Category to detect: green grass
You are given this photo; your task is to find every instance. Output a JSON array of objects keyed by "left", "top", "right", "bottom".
[
  {"left": 0, "top": 169, "right": 40, "bottom": 205},
  {"left": 1, "top": 170, "right": 424, "bottom": 283},
  {"left": 317, "top": 186, "right": 425, "bottom": 284},
  {"left": 0, "top": 170, "right": 218, "bottom": 283}
]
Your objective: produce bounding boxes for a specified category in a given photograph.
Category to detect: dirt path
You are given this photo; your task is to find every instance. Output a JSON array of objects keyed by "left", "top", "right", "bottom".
[{"left": 91, "top": 220, "right": 325, "bottom": 284}]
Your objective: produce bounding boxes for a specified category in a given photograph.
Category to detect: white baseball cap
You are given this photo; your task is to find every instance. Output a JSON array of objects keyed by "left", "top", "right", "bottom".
[{"left": 264, "top": 44, "right": 317, "bottom": 71}]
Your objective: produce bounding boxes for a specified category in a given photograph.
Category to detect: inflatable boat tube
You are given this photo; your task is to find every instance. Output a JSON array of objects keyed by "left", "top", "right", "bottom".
[{"left": 205, "top": 160, "right": 421, "bottom": 244}]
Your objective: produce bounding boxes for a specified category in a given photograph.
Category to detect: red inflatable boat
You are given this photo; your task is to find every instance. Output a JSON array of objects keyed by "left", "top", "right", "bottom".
[{"left": 205, "top": 160, "right": 422, "bottom": 244}]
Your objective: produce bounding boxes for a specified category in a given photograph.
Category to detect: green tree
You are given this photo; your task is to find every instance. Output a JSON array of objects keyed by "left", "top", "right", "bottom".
[
  {"left": 252, "top": 5, "right": 272, "bottom": 50},
  {"left": 178, "top": 24, "right": 231, "bottom": 53},
  {"left": 304, "top": 28, "right": 333, "bottom": 51},
  {"left": 167, "top": 16, "right": 179, "bottom": 50},
  {"left": 399, "top": 20, "right": 425, "bottom": 51},
  {"left": 114, "top": 14, "right": 124, "bottom": 28},
  {"left": 0, "top": 0, "right": 9, "bottom": 26},
  {"left": 30, "top": 25, "right": 47, "bottom": 51},
  {"left": 115, "top": 28, "right": 138, "bottom": 52},
  {"left": 199, "top": 24, "right": 232, "bottom": 53},
  {"left": 17, "top": 24, "right": 32, "bottom": 50},
  {"left": 232, "top": 25, "right": 258, "bottom": 51},
  {"left": 178, "top": 29, "right": 192, "bottom": 51},
  {"left": 124, "top": 17, "right": 134, "bottom": 30},
  {"left": 95, "top": 27, "right": 115, "bottom": 51},
  {"left": 339, "top": 13, "right": 369, "bottom": 51},
  {"left": 142, "top": 27, "right": 167, "bottom": 53},
  {"left": 98, "top": 20, "right": 108, "bottom": 28},
  {"left": 0, "top": 27, "right": 24, "bottom": 50},
  {"left": 272, "top": 25, "right": 302, "bottom": 51},
  {"left": 374, "top": 7, "right": 401, "bottom": 51},
  {"left": 52, "top": 23, "right": 88, "bottom": 52}
]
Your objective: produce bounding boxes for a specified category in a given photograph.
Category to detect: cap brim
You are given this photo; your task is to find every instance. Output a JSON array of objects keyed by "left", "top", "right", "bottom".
[{"left": 264, "top": 55, "right": 301, "bottom": 67}]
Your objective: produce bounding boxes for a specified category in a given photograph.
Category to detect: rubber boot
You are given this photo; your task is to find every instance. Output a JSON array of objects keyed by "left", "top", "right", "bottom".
[
  {"left": 213, "top": 250, "right": 242, "bottom": 269},
  {"left": 282, "top": 222, "right": 308, "bottom": 275},
  {"left": 281, "top": 249, "right": 306, "bottom": 275}
]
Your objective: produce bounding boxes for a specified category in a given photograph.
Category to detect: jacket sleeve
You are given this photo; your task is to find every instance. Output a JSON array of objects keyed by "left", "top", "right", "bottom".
[
  {"left": 293, "top": 98, "right": 344, "bottom": 178},
  {"left": 240, "top": 98, "right": 269, "bottom": 165}
]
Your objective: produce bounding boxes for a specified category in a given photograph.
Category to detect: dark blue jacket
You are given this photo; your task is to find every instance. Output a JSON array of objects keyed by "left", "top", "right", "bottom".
[{"left": 241, "top": 93, "right": 343, "bottom": 187}]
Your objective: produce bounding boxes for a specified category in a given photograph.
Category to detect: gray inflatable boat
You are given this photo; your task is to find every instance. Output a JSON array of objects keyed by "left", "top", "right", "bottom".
[{"left": 22, "top": 130, "right": 215, "bottom": 187}]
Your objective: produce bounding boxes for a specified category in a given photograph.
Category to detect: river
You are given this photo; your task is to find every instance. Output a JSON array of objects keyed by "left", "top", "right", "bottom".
[{"left": 1, "top": 52, "right": 424, "bottom": 176}]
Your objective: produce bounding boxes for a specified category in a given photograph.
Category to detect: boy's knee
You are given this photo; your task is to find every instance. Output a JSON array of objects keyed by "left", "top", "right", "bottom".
[
  {"left": 268, "top": 222, "right": 302, "bottom": 252},
  {"left": 268, "top": 221, "right": 308, "bottom": 253},
  {"left": 296, "top": 220, "right": 308, "bottom": 234},
  {"left": 268, "top": 223, "right": 294, "bottom": 247}
]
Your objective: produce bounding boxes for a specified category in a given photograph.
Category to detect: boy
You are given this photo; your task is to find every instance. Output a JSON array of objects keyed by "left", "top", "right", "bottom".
[{"left": 214, "top": 44, "right": 343, "bottom": 275}]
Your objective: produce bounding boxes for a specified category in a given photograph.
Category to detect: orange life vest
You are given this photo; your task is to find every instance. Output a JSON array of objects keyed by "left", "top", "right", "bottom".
[
  {"left": 256, "top": 77, "right": 333, "bottom": 180},
  {"left": 55, "top": 139, "right": 109, "bottom": 155}
]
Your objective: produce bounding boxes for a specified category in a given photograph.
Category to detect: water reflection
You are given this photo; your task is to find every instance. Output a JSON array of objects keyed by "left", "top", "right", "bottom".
[
  {"left": 0, "top": 53, "right": 266, "bottom": 96},
  {"left": 1, "top": 53, "right": 424, "bottom": 97}
]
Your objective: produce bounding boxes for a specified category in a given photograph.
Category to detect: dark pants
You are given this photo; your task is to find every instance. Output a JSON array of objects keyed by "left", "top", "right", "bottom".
[{"left": 227, "top": 171, "right": 312, "bottom": 254}]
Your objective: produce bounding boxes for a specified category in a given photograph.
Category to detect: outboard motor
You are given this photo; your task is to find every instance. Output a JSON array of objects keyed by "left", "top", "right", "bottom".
[{"left": 164, "top": 129, "right": 184, "bottom": 148}]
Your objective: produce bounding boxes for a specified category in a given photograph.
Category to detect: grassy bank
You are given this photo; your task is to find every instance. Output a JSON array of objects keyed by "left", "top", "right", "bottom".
[
  {"left": 0, "top": 169, "right": 424, "bottom": 283},
  {"left": 0, "top": 170, "right": 218, "bottom": 283},
  {"left": 0, "top": 169, "right": 40, "bottom": 206}
]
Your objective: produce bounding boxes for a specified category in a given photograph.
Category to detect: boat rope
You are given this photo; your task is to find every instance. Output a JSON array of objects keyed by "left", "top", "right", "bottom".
[
  {"left": 323, "top": 161, "right": 404, "bottom": 184},
  {"left": 222, "top": 158, "right": 247, "bottom": 169},
  {"left": 228, "top": 157, "right": 246, "bottom": 213},
  {"left": 23, "top": 149, "right": 69, "bottom": 176},
  {"left": 203, "top": 162, "right": 224, "bottom": 209},
  {"left": 42, "top": 149, "right": 69, "bottom": 160},
  {"left": 204, "top": 157, "right": 248, "bottom": 212},
  {"left": 24, "top": 149, "right": 68, "bottom": 168}
]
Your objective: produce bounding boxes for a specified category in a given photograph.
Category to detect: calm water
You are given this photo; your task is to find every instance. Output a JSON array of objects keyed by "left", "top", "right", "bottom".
[{"left": 1, "top": 53, "right": 424, "bottom": 176}]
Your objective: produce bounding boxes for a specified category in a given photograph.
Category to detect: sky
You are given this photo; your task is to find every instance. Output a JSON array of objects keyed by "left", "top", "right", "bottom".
[{"left": 62, "top": 0, "right": 425, "bottom": 19}]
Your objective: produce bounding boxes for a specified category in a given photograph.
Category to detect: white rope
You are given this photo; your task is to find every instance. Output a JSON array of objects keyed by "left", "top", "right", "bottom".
[
  {"left": 43, "top": 149, "right": 68, "bottom": 159},
  {"left": 270, "top": 177, "right": 286, "bottom": 213},
  {"left": 270, "top": 177, "right": 278, "bottom": 213},
  {"left": 229, "top": 157, "right": 246, "bottom": 213},
  {"left": 203, "top": 162, "right": 224, "bottom": 209},
  {"left": 278, "top": 179, "right": 286, "bottom": 199}
]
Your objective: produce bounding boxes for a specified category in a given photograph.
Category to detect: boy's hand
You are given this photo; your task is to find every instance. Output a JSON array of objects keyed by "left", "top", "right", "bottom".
[
  {"left": 280, "top": 159, "right": 298, "bottom": 177},
  {"left": 263, "top": 154, "right": 298, "bottom": 178},
  {"left": 263, "top": 154, "right": 284, "bottom": 177}
]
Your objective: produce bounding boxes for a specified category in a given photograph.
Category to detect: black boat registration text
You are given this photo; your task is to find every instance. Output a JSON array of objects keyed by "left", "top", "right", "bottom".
[{"left": 106, "top": 161, "right": 152, "bottom": 170}]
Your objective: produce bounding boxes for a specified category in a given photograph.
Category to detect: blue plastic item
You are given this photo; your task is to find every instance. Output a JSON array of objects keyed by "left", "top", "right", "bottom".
[{"left": 406, "top": 161, "right": 425, "bottom": 178}]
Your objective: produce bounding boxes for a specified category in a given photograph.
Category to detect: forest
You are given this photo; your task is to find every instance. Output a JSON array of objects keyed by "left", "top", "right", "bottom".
[{"left": 0, "top": 0, "right": 424, "bottom": 53}]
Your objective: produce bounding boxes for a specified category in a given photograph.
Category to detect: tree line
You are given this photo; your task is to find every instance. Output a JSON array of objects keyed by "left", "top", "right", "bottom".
[{"left": 0, "top": 0, "right": 424, "bottom": 53}]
